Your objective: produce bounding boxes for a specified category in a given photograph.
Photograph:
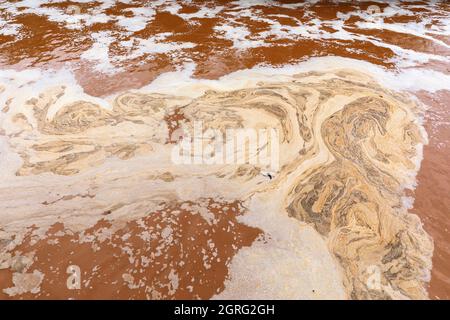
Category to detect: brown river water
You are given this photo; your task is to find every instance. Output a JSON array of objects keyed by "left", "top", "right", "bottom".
[{"left": 0, "top": 0, "right": 449, "bottom": 299}]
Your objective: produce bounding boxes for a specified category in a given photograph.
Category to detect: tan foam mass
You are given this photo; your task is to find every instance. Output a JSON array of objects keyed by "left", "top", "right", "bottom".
[{"left": 0, "top": 69, "right": 432, "bottom": 299}]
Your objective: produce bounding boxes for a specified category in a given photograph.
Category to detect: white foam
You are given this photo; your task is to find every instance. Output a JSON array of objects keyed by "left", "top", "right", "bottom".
[
  {"left": 214, "top": 24, "right": 266, "bottom": 49},
  {"left": 135, "top": 34, "right": 196, "bottom": 55},
  {"left": 165, "top": 2, "right": 224, "bottom": 20},
  {"left": 80, "top": 31, "right": 119, "bottom": 74},
  {"left": 0, "top": 18, "right": 22, "bottom": 36},
  {"left": 214, "top": 192, "right": 347, "bottom": 299},
  {"left": 116, "top": 7, "right": 156, "bottom": 32}
]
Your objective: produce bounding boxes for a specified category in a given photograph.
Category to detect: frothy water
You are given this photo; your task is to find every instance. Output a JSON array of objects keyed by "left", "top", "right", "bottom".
[{"left": 0, "top": 0, "right": 449, "bottom": 300}]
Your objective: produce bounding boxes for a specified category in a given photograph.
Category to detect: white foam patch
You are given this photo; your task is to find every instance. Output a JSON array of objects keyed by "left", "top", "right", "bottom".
[
  {"left": 80, "top": 31, "right": 119, "bottom": 74},
  {"left": 213, "top": 193, "right": 346, "bottom": 300},
  {"left": 116, "top": 7, "right": 156, "bottom": 32},
  {"left": 134, "top": 33, "right": 196, "bottom": 55},
  {"left": 230, "top": 0, "right": 310, "bottom": 10},
  {"left": 214, "top": 24, "right": 266, "bottom": 49},
  {"left": 0, "top": 18, "right": 22, "bottom": 36},
  {"left": 165, "top": 2, "right": 224, "bottom": 20}
]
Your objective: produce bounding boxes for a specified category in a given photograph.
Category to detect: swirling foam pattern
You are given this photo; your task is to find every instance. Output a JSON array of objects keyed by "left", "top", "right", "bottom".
[{"left": 0, "top": 69, "right": 432, "bottom": 299}]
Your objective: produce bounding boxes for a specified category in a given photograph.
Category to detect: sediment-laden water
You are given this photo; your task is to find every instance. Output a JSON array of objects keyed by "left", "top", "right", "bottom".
[{"left": 0, "top": 0, "right": 449, "bottom": 299}]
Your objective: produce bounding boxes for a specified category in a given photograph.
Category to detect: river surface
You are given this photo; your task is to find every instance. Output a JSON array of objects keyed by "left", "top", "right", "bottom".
[{"left": 0, "top": 0, "right": 449, "bottom": 299}]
